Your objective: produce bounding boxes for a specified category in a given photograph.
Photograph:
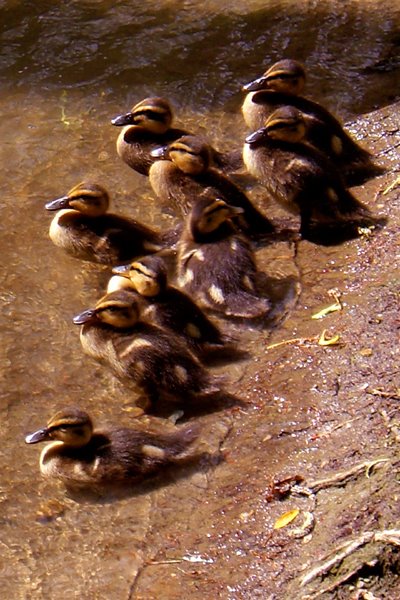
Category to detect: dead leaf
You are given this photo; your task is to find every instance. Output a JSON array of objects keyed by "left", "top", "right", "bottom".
[
  {"left": 312, "top": 303, "right": 342, "bottom": 320},
  {"left": 274, "top": 509, "right": 300, "bottom": 529},
  {"left": 318, "top": 330, "right": 341, "bottom": 346}
]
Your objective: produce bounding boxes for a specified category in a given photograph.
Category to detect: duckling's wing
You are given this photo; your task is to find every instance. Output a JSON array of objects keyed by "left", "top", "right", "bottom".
[{"left": 92, "top": 215, "right": 163, "bottom": 263}]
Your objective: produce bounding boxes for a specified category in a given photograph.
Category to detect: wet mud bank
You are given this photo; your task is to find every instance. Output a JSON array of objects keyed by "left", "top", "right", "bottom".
[
  {"left": 6, "top": 100, "right": 399, "bottom": 599},
  {"left": 123, "top": 103, "right": 400, "bottom": 600}
]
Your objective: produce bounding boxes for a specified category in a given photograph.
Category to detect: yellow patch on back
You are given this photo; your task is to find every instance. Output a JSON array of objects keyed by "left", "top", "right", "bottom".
[
  {"left": 184, "top": 323, "right": 202, "bottom": 339},
  {"left": 209, "top": 284, "right": 225, "bottom": 304},
  {"left": 242, "top": 275, "right": 254, "bottom": 291},
  {"left": 120, "top": 338, "right": 153, "bottom": 358},
  {"left": 327, "top": 188, "right": 339, "bottom": 203},
  {"left": 285, "top": 157, "right": 309, "bottom": 172},
  {"left": 194, "top": 249, "right": 205, "bottom": 261},
  {"left": 141, "top": 445, "right": 166, "bottom": 459},
  {"left": 331, "top": 135, "right": 343, "bottom": 155},
  {"left": 174, "top": 364, "right": 188, "bottom": 382},
  {"left": 181, "top": 269, "right": 194, "bottom": 285}
]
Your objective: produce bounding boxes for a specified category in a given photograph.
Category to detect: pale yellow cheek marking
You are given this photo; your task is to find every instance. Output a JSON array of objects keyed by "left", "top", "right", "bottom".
[
  {"left": 327, "top": 188, "right": 339, "bottom": 203},
  {"left": 120, "top": 338, "right": 153, "bottom": 358},
  {"left": 174, "top": 365, "right": 188, "bottom": 382},
  {"left": 230, "top": 240, "right": 239, "bottom": 252},
  {"left": 331, "top": 135, "right": 343, "bottom": 155},
  {"left": 209, "top": 284, "right": 225, "bottom": 304},
  {"left": 92, "top": 457, "right": 101, "bottom": 472},
  {"left": 185, "top": 323, "right": 201, "bottom": 339},
  {"left": 141, "top": 445, "right": 166, "bottom": 459}
]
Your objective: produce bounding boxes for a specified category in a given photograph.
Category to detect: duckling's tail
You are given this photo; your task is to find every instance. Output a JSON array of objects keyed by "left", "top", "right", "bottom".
[
  {"left": 166, "top": 422, "right": 201, "bottom": 458},
  {"left": 224, "top": 292, "right": 271, "bottom": 319}
]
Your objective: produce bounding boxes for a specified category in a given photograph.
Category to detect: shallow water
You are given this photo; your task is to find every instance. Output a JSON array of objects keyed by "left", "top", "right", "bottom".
[{"left": 0, "top": 1, "right": 399, "bottom": 597}]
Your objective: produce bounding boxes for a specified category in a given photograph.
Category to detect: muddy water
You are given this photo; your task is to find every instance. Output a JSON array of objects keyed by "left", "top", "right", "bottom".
[{"left": 0, "top": 1, "right": 399, "bottom": 598}]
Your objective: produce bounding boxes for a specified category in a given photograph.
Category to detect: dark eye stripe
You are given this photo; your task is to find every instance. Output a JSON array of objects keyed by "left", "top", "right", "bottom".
[
  {"left": 267, "top": 73, "right": 298, "bottom": 81},
  {"left": 134, "top": 109, "right": 166, "bottom": 122}
]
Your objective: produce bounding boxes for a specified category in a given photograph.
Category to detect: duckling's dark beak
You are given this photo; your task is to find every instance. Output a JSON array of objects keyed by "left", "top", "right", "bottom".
[
  {"left": 72, "top": 308, "right": 97, "bottom": 325},
  {"left": 112, "top": 264, "right": 131, "bottom": 276},
  {"left": 45, "top": 196, "right": 70, "bottom": 211},
  {"left": 25, "top": 427, "right": 49, "bottom": 444},
  {"left": 242, "top": 76, "right": 268, "bottom": 92},
  {"left": 150, "top": 145, "right": 169, "bottom": 159},
  {"left": 111, "top": 112, "right": 134, "bottom": 126},
  {"left": 245, "top": 128, "right": 267, "bottom": 145}
]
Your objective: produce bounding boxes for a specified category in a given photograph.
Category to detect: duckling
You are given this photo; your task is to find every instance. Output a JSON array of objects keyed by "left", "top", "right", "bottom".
[
  {"left": 243, "top": 106, "right": 379, "bottom": 241},
  {"left": 149, "top": 135, "right": 274, "bottom": 236},
  {"left": 176, "top": 195, "right": 271, "bottom": 319},
  {"left": 112, "top": 97, "right": 242, "bottom": 176},
  {"left": 111, "top": 254, "right": 233, "bottom": 360},
  {"left": 73, "top": 290, "right": 221, "bottom": 409},
  {"left": 242, "top": 59, "right": 384, "bottom": 184},
  {"left": 25, "top": 407, "right": 199, "bottom": 487},
  {"left": 45, "top": 182, "right": 169, "bottom": 264}
]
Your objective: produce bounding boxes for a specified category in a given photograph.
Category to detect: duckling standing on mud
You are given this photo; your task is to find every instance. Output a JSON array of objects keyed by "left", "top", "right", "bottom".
[
  {"left": 149, "top": 135, "right": 274, "bottom": 236},
  {"left": 112, "top": 97, "right": 241, "bottom": 176},
  {"left": 243, "top": 106, "right": 379, "bottom": 241},
  {"left": 73, "top": 290, "right": 222, "bottom": 410},
  {"left": 45, "top": 182, "right": 168, "bottom": 264},
  {"left": 176, "top": 195, "right": 271, "bottom": 319},
  {"left": 111, "top": 254, "right": 233, "bottom": 361},
  {"left": 25, "top": 407, "right": 199, "bottom": 487},
  {"left": 242, "top": 59, "right": 384, "bottom": 184}
]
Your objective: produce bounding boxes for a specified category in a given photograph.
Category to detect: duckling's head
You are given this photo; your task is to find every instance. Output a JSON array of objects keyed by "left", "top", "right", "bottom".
[
  {"left": 245, "top": 106, "right": 307, "bottom": 146},
  {"left": 242, "top": 59, "right": 306, "bottom": 94},
  {"left": 45, "top": 182, "right": 110, "bottom": 217},
  {"left": 73, "top": 290, "right": 141, "bottom": 329},
  {"left": 152, "top": 135, "right": 212, "bottom": 175},
  {"left": 113, "top": 255, "right": 167, "bottom": 297},
  {"left": 111, "top": 97, "right": 173, "bottom": 133},
  {"left": 25, "top": 408, "right": 93, "bottom": 448},
  {"left": 189, "top": 196, "right": 244, "bottom": 238}
]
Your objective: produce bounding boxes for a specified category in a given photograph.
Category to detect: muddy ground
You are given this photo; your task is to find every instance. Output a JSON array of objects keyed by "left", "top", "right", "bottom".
[
  {"left": 10, "top": 101, "right": 399, "bottom": 600},
  {"left": 122, "top": 103, "right": 400, "bottom": 599}
]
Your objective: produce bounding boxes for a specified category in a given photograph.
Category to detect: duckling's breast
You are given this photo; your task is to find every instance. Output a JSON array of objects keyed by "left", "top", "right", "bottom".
[{"left": 242, "top": 92, "right": 268, "bottom": 130}]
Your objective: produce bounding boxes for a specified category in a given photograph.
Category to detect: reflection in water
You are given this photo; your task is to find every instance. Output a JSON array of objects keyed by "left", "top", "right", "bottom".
[{"left": 0, "top": 1, "right": 398, "bottom": 597}]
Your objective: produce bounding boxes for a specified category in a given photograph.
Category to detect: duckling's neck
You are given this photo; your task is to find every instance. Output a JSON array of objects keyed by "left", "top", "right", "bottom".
[{"left": 191, "top": 221, "right": 235, "bottom": 243}]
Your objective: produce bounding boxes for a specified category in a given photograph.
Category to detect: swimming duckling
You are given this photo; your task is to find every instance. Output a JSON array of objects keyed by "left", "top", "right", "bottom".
[
  {"left": 112, "top": 97, "right": 241, "bottom": 176},
  {"left": 25, "top": 407, "right": 199, "bottom": 487},
  {"left": 73, "top": 290, "right": 221, "bottom": 409},
  {"left": 111, "top": 254, "right": 233, "bottom": 360},
  {"left": 111, "top": 97, "right": 189, "bottom": 176},
  {"left": 176, "top": 196, "right": 270, "bottom": 319},
  {"left": 242, "top": 59, "right": 384, "bottom": 184},
  {"left": 149, "top": 135, "right": 274, "bottom": 236},
  {"left": 243, "top": 106, "right": 379, "bottom": 241},
  {"left": 45, "top": 182, "right": 168, "bottom": 264}
]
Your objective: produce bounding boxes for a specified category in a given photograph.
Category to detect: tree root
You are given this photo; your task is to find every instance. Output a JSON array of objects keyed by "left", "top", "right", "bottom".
[
  {"left": 299, "top": 529, "right": 400, "bottom": 597},
  {"left": 294, "top": 458, "right": 390, "bottom": 496}
]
